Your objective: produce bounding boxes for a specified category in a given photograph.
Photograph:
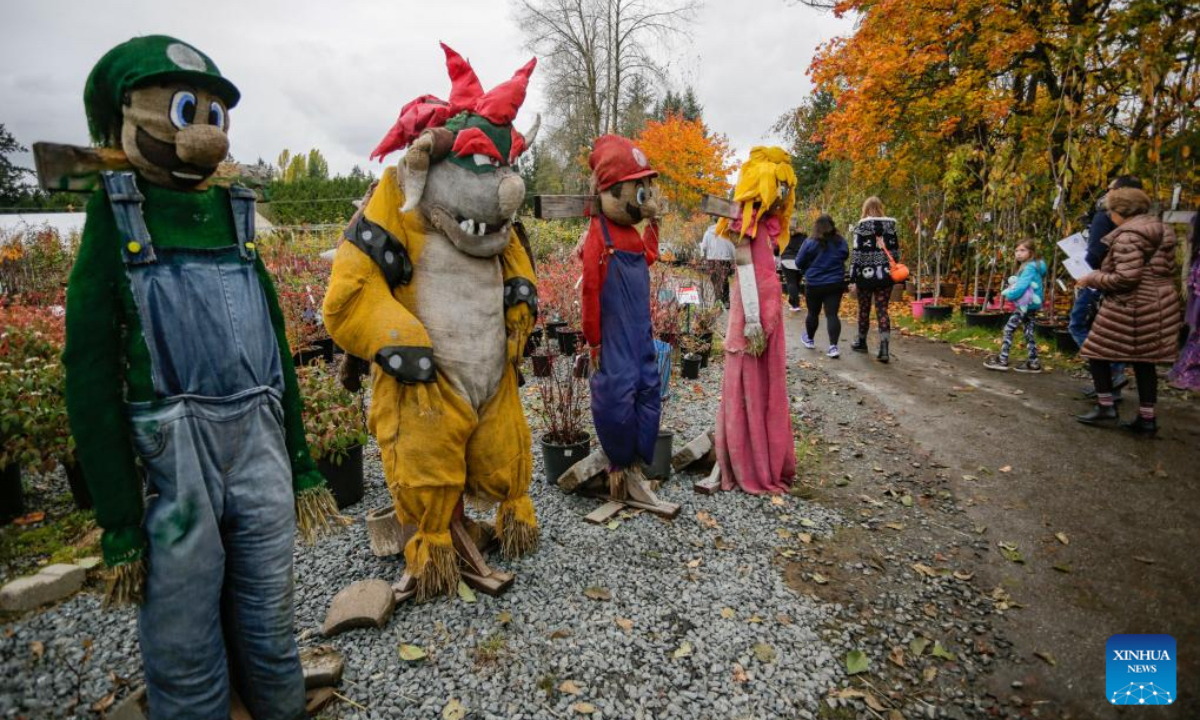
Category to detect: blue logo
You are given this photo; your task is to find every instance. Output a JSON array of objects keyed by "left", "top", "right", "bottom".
[{"left": 1106, "top": 635, "right": 1176, "bottom": 705}]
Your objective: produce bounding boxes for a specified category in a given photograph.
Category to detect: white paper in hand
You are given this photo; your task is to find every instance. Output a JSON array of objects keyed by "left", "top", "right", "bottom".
[
  {"left": 1057, "top": 232, "right": 1088, "bottom": 259},
  {"left": 1062, "top": 255, "right": 1092, "bottom": 280}
]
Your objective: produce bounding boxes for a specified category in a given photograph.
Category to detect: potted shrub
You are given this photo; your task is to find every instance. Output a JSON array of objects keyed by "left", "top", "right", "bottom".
[
  {"left": 297, "top": 362, "right": 369, "bottom": 509},
  {"left": 679, "top": 335, "right": 705, "bottom": 379},
  {"left": 529, "top": 347, "right": 555, "bottom": 378},
  {"left": 534, "top": 362, "right": 590, "bottom": 484}
]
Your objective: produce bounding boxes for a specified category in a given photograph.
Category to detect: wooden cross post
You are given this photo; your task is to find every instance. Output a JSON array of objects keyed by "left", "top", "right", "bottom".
[{"left": 31, "top": 141, "right": 263, "bottom": 194}]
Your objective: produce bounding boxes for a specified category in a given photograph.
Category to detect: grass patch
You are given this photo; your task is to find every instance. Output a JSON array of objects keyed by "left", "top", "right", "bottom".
[
  {"left": 895, "top": 312, "right": 1079, "bottom": 371},
  {"left": 472, "top": 631, "right": 509, "bottom": 665},
  {"left": 0, "top": 506, "right": 99, "bottom": 583}
]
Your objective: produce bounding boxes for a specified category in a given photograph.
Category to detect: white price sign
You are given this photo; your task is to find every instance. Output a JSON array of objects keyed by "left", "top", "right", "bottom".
[{"left": 677, "top": 286, "right": 701, "bottom": 305}]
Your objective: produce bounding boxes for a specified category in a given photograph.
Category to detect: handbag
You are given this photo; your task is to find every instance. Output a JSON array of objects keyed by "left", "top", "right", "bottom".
[{"left": 877, "top": 235, "right": 909, "bottom": 283}]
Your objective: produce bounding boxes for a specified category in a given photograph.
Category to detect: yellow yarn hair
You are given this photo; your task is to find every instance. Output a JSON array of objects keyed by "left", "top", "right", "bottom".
[{"left": 716, "top": 146, "right": 797, "bottom": 241}]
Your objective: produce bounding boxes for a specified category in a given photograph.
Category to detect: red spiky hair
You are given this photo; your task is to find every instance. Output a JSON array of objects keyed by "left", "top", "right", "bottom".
[{"left": 371, "top": 43, "right": 537, "bottom": 162}]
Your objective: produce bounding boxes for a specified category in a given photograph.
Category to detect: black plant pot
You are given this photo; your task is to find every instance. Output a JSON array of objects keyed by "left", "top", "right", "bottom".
[
  {"left": 1, "top": 464, "right": 24, "bottom": 525},
  {"left": 922, "top": 305, "right": 953, "bottom": 322},
  {"left": 317, "top": 444, "right": 365, "bottom": 509},
  {"left": 646, "top": 431, "right": 674, "bottom": 480},
  {"left": 573, "top": 354, "right": 590, "bottom": 379},
  {"left": 545, "top": 321, "right": 568, "bottom": 341},
  {"left": 959, "top": 303, "right": 983, "bottom": 316},
  {"left": 681, "top": 355, "right": 702, "bottom": 379},
  {"left": 541, "top": 433, "right": 591, "bottom": 484},
  {"left": 557, "top": 330, "right": 580, "bottom": 355},
  {"left": 531, "top": 354, "right": 554, "bottom": 377},
  {"left": 1055, "top": 328, "right": 1079, "bottom": 355},
  {"left": 965, "top": 311, "right": 1008, "bottom": 329},
  {"left": 699, "top": 352, "right": 709, "bottom": 369},
  {"left": 65, "top": 463, "right": 93, "bottom": 511}
]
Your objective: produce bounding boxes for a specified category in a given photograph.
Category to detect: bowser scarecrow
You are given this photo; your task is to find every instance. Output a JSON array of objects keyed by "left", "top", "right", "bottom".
[
  {"left": 323, "top": 44, "right": 540, "bottom": 601},
  {"left": 63, "top": 36, "right": 343, "bottom": 719},
  {"left": 577, "top": 135, "right": 676, "bottom": 516}
]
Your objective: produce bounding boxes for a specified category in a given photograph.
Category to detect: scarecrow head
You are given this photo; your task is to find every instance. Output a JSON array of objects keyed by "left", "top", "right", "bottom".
[
  {"left": 589, "top": 134, "right": 660, "bottom": 227},
  {"left": 718, "top": 146, "right": 797, "bottom": 240},
  {"left": 372, "top": 44, "right": 539, "bottom": 257},
  {"left": 85, "top": 35, "right": 239, "bottom": 191}
]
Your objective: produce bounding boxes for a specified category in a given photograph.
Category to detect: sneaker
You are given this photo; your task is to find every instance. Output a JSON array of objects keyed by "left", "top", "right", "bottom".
[
  {"left": 1013, "top": 359, "right": 1042, "bottom": 374},
  {"left": 789, "top": 306, "right": 802, "bottom": 313},
  {"left": 983, "top": 355, "right": 1009, "bottom": 372},
  {"left": 827, "top": 345, "right": 840, "bottom": 359},
  {"left": 800, "top": 332, "right": 816, "bottom": 350}
]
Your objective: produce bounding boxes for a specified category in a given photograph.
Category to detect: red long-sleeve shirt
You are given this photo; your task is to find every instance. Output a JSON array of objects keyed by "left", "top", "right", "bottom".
[{"left": 581, "top": 218, "right": 659, "bottom": 348}]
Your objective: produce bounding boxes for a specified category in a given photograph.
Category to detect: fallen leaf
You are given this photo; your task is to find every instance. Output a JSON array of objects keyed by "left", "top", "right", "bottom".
[
  {"left": 673, "top": 641, "right": 693, "bottom": 659},
  {"left": 845, "top": 649, "right": 869, "bottom": 675},
  {"left": 776, "top": 613, "right": 792, "bottom": 625},
  {"left": 614, "top": 617, "right": 633, "bottom": 632},
  {"left": 1034, "top": 650, "right": 1057, "bottom": 666},
  {"left": 800, "top": 518, "right": 817, "bottom": 528},
  {"left": 909, "top": 637, "right": 929, "bottom": 656},
  {"left": 572, "top": 702, "right": 597, "bottom": 715},
  {"left": 998, "top": 542, "right": 1025, "bottom": 564},
  {"left": 770, "top": 496, "right": 786, "bottom": 506},
  {"left": 496, "top": 611, "right": 512, "bottom": 626},
  {"left": 888, "top": 646, "right": 905, "bottom": 668},
  {"left": 720, "top": 607, "right": 736, "bottom": 619},
  {"left": 833, "top": 688, "right": 866, "bottom": 700},
  {"left": 559, "top": 680, "right": 582, "bottom": 695},
  {"left": 747, "top": 614, "right": 764, "bottom": 624},
  {"left": 696, "top": 510, "right": 719, "bottom": 529},
  {"left": 1055, "top": 532, "right": 1070, "bottom": 545},
  {"left": 999, "top": 465, "right": 1012, "bottom": 473},
  {"left": 890, "top": 710, "right": 905, "bottom": 720},
  {"left": 901, "top": 495, "right": 914, "bottom": 507},
  {"left": 952, "top": 570, "right": 975, "bottom": 581},
  {"left": 924, "top": 666, "right": 938, "bottom": 683},
  {"left": 12, "top": 511, "right": 45, "bottom": 526},
  {"left": 1133, "top": 556, "right": 1157, "bottom": 565},
  {"left": 753, "top": 643, "right": 777, "bottom": 663},
  {"left": 399, "top": 644, "right": 428, "bottom": 662},
  {"left": 30, "top": 641, "right": 44, "bottom": 661},
  {"left": 775, "top": 528, "right": 793, "bottom": 539},
  {"left": 732, "top": 662, "right": 749, "bottom": 683},
  {"left": 442, "top": 699, "right": 466, "bottom": 720},
  {"left": 91, "top": 693, "right": 116, "bottom": 713},
  {"left": 865, "top": 693, "right": 886, "bottom": 712},
  {"left": 584, "top": 586, "right": 611, "bottom": 601},
  {"left": 686, "top": 558, "right": 702, "bottom": 568},
  {"left": 884, "top": 522, "right": 905, "bottom": 531},
  {"left": 931, "top": 642, "right": 956, "bottom": 661},
  {"left": 811, "top": 573, "right": 828, "bottom": 585},
  {"left": 962, "top": 474, "right": 978, "bottom": 482},
  {"left": 457, "top": 580, "right": 477, "bottom": 604},
  {"left": 922, "top": 603, "right": 938, "bottom": 618},
  {"left": 549, "top": 629, "right": 573, "bottom": 640},
  {"left": 798, "top": 532, "right": 813, "bottom": 544},
  {"left": 605, "top": 519, "right": 620, "bottom": 530},
  {"left": 1053, "top": 563, "right": 1072, "bottom": 573}
]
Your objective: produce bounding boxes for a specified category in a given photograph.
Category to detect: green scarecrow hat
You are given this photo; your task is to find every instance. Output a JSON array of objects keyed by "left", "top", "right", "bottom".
[{"left": 84, "top": 35, "right": 240, "bottom": 145}]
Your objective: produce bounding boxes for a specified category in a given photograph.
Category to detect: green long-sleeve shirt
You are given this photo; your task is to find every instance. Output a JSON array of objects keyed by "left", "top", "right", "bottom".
[{"left": 63, "top": 179, "right": 323, "bottom": 567}]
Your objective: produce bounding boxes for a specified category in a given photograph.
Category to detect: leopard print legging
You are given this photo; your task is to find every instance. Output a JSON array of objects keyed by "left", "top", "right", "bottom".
[{"left": 857, "top": 287, "right": 891, "bottom": 338}]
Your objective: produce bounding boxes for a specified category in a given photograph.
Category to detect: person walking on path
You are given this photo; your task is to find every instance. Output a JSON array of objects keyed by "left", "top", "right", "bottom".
[
  {"left": 984, "top": 239, "right": 1047, "bottom": 373},
  {"left": 780, "top": 221, "right": 807, "bottom": 312},
  {"left": 1069, "top": 175, "right": 1143, "bottom": 398},
  {"left": 1168, "top": 211, "right": 1200, "bottom": 391},
  {"left": 1075, "top": 187, "right": 1181, "bottom": 436},
  {"left": 796, "top": 214, "right": 849, "bottom": 358},
  {"left": 713, "top": 146, "right": 797, "bottom": 495},
  {"left": 849, "top": 196, "right": 902, "bottom": 363},
  {"left": 700, "top": 222, "right": 735, "bottom": 306}
]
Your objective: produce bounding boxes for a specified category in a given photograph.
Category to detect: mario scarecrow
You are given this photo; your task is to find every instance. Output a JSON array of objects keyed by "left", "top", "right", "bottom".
[
  {"left": 710, "top": 146, "right": 798, "bottom": 495},
  {"left": 323, "top": 44, "right": 540, "bottom": 601},
  {"left": 63, "top": 36, "right": 343, "bottom": 718},
  {"left": 577, "top": 135, "right": 672, "bottom": 511}
]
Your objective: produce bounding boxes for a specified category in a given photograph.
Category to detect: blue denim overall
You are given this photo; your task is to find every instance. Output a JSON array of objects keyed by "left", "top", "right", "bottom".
[
  {"left": 589, "top": 217, "right": 662, "bottom": 468},
  {"left": 103, "top": 173, "right": 305, "bottom": 720}
]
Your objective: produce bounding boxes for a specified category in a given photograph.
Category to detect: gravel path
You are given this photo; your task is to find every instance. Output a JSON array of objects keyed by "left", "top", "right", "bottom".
[{"left": 1, "top": 361, "right": 858, "bottom": 720}]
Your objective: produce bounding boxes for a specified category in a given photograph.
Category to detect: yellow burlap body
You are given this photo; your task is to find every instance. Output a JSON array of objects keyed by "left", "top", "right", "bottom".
[{"left": 323, "top": 168, "right": 538, "bottom": 597}]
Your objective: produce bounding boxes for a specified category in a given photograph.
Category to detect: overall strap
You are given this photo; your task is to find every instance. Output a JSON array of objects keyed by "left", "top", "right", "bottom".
[
  {"left": 598, "top": 215, "right": 615, "bottom": 249},
  {"left": 228, "top": 185, "right": 259, "bottom": 261},
  {"left": 101, "top": 171, "right": 156, "bottom": 265}
]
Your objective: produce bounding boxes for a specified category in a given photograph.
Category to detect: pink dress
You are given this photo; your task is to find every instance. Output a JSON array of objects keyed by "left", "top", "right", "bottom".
[{"left": 715, "top": 213, "right": 797, "bottom": 494}]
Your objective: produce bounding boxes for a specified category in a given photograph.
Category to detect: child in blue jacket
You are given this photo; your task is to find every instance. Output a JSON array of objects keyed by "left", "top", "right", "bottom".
[{"left": 985, "top": 239, "right": 1048, "bottom": 373}]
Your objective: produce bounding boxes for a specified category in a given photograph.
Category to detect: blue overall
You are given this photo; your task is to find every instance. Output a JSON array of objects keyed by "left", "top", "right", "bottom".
[
  {"left": 103, "top": 172, "right": 305, "bottom": 720},
  {"left": 589, "top": 217, "right": 662, "bottom": 468}
]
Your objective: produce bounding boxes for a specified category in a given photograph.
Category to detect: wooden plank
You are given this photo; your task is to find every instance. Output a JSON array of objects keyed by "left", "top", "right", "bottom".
[
  {"left": 461, "top": 568, "right": 514, "bottom": 596},
  {"left": 533, "top": 194, "right": 596, "bottom": 219},
  {"left": 1163, "top": 210, "right": 1195, "bottom": 225},
  {"left": 391, "top": 572, "right": 417, "bottom": 604},
  {"left": 613, "top": 497, "right": 681, "bottom": 519},
  {"left": 693, "top": 464, "right": 721, "bottom": 494},
  {"left": 700, "top": 194, "right": 739, "bottom": 219},
  {"left": 33, "top": 142, "right": 131, "bottom": 193},
  {"left": 584, "top": 500, "right": 625, "bottom": 524}
]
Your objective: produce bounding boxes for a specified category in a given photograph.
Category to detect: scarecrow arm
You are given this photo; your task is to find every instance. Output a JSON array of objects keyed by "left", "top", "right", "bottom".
[
  {"left": 501, "top": 229, "right": 538, "bottom": 364},
  {"left": 735, "top": 243, "right": 765, "bottom": 356}
]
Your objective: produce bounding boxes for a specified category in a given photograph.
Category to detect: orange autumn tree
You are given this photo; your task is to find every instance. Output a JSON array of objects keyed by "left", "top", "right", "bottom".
[{"left": 636, "top": 114, "right": 736, "bottom": 212}]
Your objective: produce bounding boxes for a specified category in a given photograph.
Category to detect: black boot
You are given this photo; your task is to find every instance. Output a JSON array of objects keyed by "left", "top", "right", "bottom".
[
  {"left": 851, "top": 337, "right": 868, "bottom": 353},
  {"left": 1076, "top": 404, "right": 1118, "bottom": 426},
  {"left": 1120, "top": 416, "right": 1158, "bottom": 437},
  {"left": 877, "top": 338, "right": 890, "bottom": 364}
]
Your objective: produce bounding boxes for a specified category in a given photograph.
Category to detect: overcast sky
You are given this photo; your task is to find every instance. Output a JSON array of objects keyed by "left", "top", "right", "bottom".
[{"left": 0, "top": 0, "right": 852, "bottom": 177}]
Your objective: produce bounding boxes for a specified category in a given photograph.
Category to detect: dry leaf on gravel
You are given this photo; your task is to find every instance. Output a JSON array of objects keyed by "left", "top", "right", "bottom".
[
  {"left": 559, "top": 680, "right": 582, "bottom": 695},
  {"left": 584, "top": 586, "right": 611, "bottom": 601},
  {"left": 696, "top": 511, "right": 719, "bottom": 529},
  {"left": 572, "top": 702, "right": 597, "bottom": 714},
  {"left": 614, "top": 617, "right": 633, "bottom": 632},
  {"left": 442, "top": 699, "right": 466, "bottom": 720}
]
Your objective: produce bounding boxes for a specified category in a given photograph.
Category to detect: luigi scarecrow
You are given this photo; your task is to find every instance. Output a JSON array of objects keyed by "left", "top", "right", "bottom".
[
  {"left": 323, "top": 44, "right": 540, "bottom": 601},
  {"left": 576, "top": 135, "right": 675, "bottom": 515},
  {"left": 63, "top": 36, "right": 343, "bottom": 718}
]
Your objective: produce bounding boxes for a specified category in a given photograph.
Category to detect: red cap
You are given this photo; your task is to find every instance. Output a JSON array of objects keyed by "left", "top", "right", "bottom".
[{"left": 589, "top": 134, "right": 657, "bottom": 191}]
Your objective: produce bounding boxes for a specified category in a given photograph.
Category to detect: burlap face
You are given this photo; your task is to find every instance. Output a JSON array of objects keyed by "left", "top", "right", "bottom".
[
  {"left": 599, "top": 178, "right": 660, "bottom": 226},
  {"left": 120, "top": 83, "right": 230, "bottom": 190}
]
